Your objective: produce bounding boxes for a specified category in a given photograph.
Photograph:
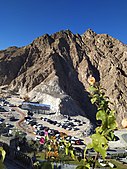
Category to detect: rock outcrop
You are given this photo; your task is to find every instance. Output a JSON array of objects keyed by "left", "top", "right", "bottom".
[{"left": 0, "top": 29, "right": 127, "bottom": 126}]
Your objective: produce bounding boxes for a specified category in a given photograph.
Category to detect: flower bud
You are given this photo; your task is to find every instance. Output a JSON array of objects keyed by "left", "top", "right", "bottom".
[{"left": 88, "top": 76, "right": 95, "bottom": 85}]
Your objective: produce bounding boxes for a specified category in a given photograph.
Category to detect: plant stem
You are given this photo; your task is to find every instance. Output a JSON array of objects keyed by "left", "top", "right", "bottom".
[{"left": 92, "top": 152, "right": 99, "bottom": 169}]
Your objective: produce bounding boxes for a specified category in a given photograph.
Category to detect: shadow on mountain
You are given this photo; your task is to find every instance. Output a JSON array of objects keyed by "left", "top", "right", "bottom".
[{"left": 52, "top": 53, "right": 99, "bottom": 124}]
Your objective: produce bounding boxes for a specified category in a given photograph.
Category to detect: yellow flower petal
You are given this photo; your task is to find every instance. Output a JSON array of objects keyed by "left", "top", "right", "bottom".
[{"left": 88, "top": 76, "right": 95, "bottom": 85}]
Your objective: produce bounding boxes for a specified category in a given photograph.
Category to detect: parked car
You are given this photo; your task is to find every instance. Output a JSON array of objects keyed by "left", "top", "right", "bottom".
[
  {"left": 73, "top": 127, "right": 80, "bottom": 131},
  {"left": 10, "top": 116, "right": 15, "bottom": 121},
  {"left": 35, "top": 135, "right": 41, "bottom": 141},
  {"left": 43, "top": 118, "right": 46, "bottom": 121},
  {"left": 66, "top": 127, "right": 72, "bottom": 130},
  {"left": 38, "top": 131, "right": 45, "bottom": 136},
  {"left": 29, "top": 120, "right": 37, "bottom": 126},
  {"left": 56, "top": 123, "right": 61, "bottom": 127},
  {"left": 0, "top": 118, "right": 5, "bottom": 122},
  {"left": 27, "top": 111, "right": 33, "bottom": 116},
  {"left": 24, "top": 116, "right": 32, "bottom": 120},
  {"left": 6, "top": 123, "right": 14, "bottom": 128}
]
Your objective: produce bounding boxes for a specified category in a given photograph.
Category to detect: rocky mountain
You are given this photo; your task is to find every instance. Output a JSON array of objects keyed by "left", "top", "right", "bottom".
[{"left": 0, "top": 29, "right": 127, "bottom": 126}]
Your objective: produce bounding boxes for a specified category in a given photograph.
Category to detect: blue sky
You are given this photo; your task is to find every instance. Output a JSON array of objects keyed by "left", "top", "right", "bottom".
[{"left": 0, "top": 0, "right": 127, "bottom": 50}]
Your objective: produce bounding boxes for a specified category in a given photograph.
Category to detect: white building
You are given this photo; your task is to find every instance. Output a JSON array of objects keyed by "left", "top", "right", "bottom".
[{"left": 21, "top": 102, "right": 50, "bottom": 114}]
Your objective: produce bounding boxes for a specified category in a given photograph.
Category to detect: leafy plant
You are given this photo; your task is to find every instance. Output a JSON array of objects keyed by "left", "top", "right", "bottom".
[
  {"left": 36, "top": 76, "right": 117, "bottom": 169},
  {"left": 0, "top": 147, "right": 6, "bottom": 169},
  {"left": 76, "top": 76, "right": 117, "bottom": 169}
]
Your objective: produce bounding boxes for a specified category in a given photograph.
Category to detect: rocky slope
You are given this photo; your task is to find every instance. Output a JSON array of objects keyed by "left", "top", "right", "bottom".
[{"left": 0, "top": 29, "right": 127, "bottom": 125}]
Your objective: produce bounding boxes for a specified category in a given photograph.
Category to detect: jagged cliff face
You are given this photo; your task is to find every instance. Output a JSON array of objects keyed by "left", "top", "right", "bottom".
[{"left": 0, "top": 29, "right": 127, "bottom": 125}]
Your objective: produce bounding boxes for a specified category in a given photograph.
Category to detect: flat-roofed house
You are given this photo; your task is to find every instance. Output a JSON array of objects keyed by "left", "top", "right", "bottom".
[{"left": 21, "top": 102, "right": 50, "bottom": 114}]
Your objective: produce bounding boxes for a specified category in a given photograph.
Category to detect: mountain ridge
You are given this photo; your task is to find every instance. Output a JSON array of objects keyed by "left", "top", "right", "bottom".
[{"left": 0, "top": 29, "right": 127, "bottom": 126}]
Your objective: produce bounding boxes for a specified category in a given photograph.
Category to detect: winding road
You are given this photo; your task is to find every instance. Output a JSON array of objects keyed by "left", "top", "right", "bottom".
[{"left": 13, "top": 107, "right": 35, "bottom": 136}]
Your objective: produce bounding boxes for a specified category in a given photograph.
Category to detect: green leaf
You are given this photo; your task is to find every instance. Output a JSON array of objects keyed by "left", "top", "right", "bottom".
[
  {"left": 100, "top": 100, "right": 108, "bottom": 106},
  {"left": 65, "top": 147, "right": 69, "bottom": 155},
  {"left": 91, "top": 133, "right": 108, "bottom": 159},
  {"left": 76, "top": 162, "right": 91, "bottom": 169},
  {"left": 70, "top": 150, "right": 75, "bottom": 160},
  {"left": 0, "top": 147, "right": 6, "bottom": 169},
  {"left": 88, "top": 86, "right": 97, "bottom": 92},
  {"left": 96, "top": 110, "right": 107, "bottom": 125},
  {"left": 76, "top": 165, "right": 88, "bottom": 169},
  {"left": 91, "top": 97, "right": 97, "bottom": 104},
  {"left": 109, "top": 132, "right": 115, "bottom": 141},
  {"left": 76, "top": 165, "right": 84, "bottom": 169},
  {"left": 95, "top": 126, "right": 103, "bottom": 133},
  {"left": 107, "top": 112, "right": 117, "bottom": 130},
  {"left": 87, "top": 143, "right": 93, "bottom": 149},
  {"left": 93, "top": 94, "right": 99, "bottom": 98},
  {"left": 85, "top": 163, "right": 91, "bottom": 169},
  {"left": 0, "top": 147, "right": 6, "bottom": 162}
]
